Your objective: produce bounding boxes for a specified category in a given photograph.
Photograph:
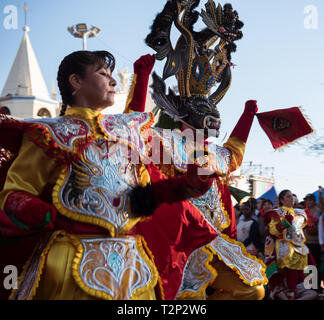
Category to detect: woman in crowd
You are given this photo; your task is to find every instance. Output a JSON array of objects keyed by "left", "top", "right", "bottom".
[{"left": 264, "top": 190, "right": 317, "bottom": 300}]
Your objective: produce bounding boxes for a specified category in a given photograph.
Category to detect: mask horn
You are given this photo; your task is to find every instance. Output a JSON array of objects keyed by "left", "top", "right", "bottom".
[{"left": 208, "top": 64, "right": 232, "bottom": 105}]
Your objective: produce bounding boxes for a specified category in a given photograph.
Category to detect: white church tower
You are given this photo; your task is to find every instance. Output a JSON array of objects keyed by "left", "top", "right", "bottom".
[{"left": 0, "top": 25, "right": 59, "bottom": 119}]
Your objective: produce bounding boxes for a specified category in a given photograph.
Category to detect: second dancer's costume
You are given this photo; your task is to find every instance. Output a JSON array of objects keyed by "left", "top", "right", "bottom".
[{"left": 126, "top": 0, "right": 268, "bottom": 300}]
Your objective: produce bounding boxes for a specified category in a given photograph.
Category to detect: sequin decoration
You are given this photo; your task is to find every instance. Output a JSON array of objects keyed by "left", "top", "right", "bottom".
[
  {"left": 76, "top": 237, "right": 153, "bottom": 300},
  {"left": 189, "top": 180, "right": 228, "bottom": 232},
  {"left": 209, "top": 235, "right": 267, "bottom": 284},
  {"left": 59, "top": 139, "right": 137, "bottom": 234},
  {"left": 24, "top": 117, "right": 90, "bottom": 151},
  {"left": 176, "top": 248, "right": 214, "bottom": 298},
  {"left": 284, "top": 209, "right": 307, "bottom": 247}
]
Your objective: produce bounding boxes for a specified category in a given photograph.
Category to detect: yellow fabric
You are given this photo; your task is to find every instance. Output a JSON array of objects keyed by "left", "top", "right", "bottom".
[
  {"left": 0, "top": 107, "right": 150, "bottom": 210},
  {"left": 0, "top": 107, "right": 104, "bottom": 211},
  {"left": 33, "top": 234, "right": 157, "bottom": 300},
  {"left": 275, "top": 241, "right": 308, "bottom": 271},
  {"left": 207, "top": 259, "right": 265, "bottom": 300},
  {"left": 0, "top": 132, "right": 61, "bottom": 210},
  {"left": 268, "top": 218, "right": 282, "bottom": 237},
  {"left": 268, "top": 209, "right": 308, "bottom": 271},
  {"left": 1, "top": 107, "right": 158, "bottom": 300},
  {"left": 136, "top": 164, "right": 151, "bottom": 187},
  {"left": 65, "top": 106, "right": 104, "bottom": 138},
  {"left": 223, "top": 136, "right": 246, "bottom": 173},
  {"left": 123, "top": 74, "right": 137, "bottom": 114}
]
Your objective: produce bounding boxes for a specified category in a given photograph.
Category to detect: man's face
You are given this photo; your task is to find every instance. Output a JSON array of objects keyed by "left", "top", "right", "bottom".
[
  {"left": 262, "top": 202, "right": 273, "bottom": 213},
  {"left": 304, "top": 198, "right": 315, "bottom": 209},
  {"left": 257, "top": 199, "right": 263, "bottom": 211},
  {"left": 241, "top": 204, "right": 251, "bottom": 218}
]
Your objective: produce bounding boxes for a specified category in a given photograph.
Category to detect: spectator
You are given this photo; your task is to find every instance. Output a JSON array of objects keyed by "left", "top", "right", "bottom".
[
  {"left": 261, "top": 199, "right": 274, "bottom": 216},
  {"left": 256, "top": 198, "right": 265, "bottom": 216},
  {"left": 318, "top": 186, "right": 324, "bottom": 288},
  {"left": 304, "top": 190, "right": 323, "bottom": 291},
  {"left": 234, "top": 203, "right": 241, "bottom": 225},
  {"left": 237, "top": 202, "right": 264, "bottom": 258},
  {"left": 298, "top": 201, "right": 305, "bottom": 209},
  {"left": 318, "top": 194, "right": 324, "bottom": 290},
  {"left": 273, "top": 197, "right": 279, "bottom": 209},
  {"left": 292, "top": 194, "right": 299, "bottom": 208}
]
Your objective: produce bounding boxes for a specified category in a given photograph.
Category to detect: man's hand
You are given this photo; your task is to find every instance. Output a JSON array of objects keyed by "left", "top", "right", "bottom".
[{"left": 134, "top": 54, "right": 155, "bottom": 76}]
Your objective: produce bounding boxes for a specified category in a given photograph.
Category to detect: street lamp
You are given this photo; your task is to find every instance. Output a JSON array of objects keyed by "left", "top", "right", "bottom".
[{"left": 67, "top": 23, "right": 101, "bottom": 50}]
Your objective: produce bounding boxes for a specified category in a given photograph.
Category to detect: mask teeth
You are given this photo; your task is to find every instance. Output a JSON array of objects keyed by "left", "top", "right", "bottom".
[{"left": 204, "top": 116, "right": 220, "bottom": 129}]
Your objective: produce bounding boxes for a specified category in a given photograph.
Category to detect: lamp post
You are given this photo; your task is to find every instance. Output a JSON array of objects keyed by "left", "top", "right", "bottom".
[{"left": 67, "top": 24, "right": 100, "bottom": 50}]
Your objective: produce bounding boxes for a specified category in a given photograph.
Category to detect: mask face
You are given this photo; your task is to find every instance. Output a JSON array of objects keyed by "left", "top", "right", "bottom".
[{"left": 182, "top": 96, "right": 221, "bottom": 137}]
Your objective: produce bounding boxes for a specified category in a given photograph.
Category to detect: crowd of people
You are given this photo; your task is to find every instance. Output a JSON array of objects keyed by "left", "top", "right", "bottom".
[{"left": 235, "top": 187, "right": 324, "bottom": 300}]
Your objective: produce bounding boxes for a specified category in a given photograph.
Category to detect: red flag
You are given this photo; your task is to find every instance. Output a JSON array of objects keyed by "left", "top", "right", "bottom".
[{"left": 256, "top": 107, "right": 313, "bottom": 150}]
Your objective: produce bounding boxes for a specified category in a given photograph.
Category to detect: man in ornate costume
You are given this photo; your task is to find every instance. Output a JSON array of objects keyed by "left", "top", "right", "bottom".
[
  {"left": 0, "top": 50, "right": 218, "bottom": 300},
  {"left": 127, "top": 0, "right": 268, "bottom": 300}
]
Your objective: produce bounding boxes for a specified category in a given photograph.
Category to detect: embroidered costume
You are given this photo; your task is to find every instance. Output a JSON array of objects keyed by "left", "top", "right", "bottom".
[
  {"left": 264, "top": 207, "right": 315, "bottom": 299},
  {"left": 127, "top": 0, "right": 268, "bottom": 300},
  {"left": 0, "top": 105, "right": 217, "bottom": 300}
]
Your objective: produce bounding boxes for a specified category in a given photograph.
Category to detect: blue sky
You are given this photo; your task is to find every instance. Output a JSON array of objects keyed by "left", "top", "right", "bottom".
[{"left": 0, "top": 0, "right": 324, "bottom": 200}]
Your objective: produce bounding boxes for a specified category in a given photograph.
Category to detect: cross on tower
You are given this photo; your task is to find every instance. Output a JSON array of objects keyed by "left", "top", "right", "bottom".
[{"left": 21, "top": 2, "right": 31, "bottom": 26}]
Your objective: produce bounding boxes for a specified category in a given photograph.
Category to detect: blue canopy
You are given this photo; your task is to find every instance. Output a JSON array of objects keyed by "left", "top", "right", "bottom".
[
  {"left": 257, "top": 186, "right": 278, "bottom": 203},
  {"left": 312, "top": 189, "right": 324, "bottom": 202}
]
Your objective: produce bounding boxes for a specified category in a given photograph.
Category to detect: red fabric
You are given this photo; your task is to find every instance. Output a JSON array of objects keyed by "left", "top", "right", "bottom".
[
  {"left": 256, "top": 107, "right": 313, "bottom": 150},
  {"left": 307, "top": 251, "right": 317, "bottom": 266},
  {"left": 304, "top": 209, "right": 318, "bottom": 235},
  {"left": 0, "top": 128, "right": 23, "bottom": 191},
  {"left": 1, "top": 191, "right": 108, "bottom": 238},
  {"left": 4, "top": 192, "right": 56, "bottom": 230},
  {"left": 129, "top": 164, "right": 217, "bottom": 300},
  {"left": 0, "top": 115, "right": 90, "bottom": 169},
  {"left": 264, "top": 209, "right": 280, "bottom": 225},
  {"left": 276, "top": 222, "right": 284, "bottom": 234},
  {"left": 229, "top": 100, "right": 258, "bottom": 143},
  {"left": 151, "top": 163, "right": 214, "bottom": 205},
  {"left": 217, "top": 180, "right": 237, "bottom": 239},
  {"left": 128, "top": 54, "right": 155, "bottom": 112},
  {"left": 0, "top": 208, "right": 32, "bottom": 238},
  {"left": 269, "top": 268, "right": 305, "bottom": 299},
  {"left": 55, "top": 214, "right": 107, "bottom": 235}
]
